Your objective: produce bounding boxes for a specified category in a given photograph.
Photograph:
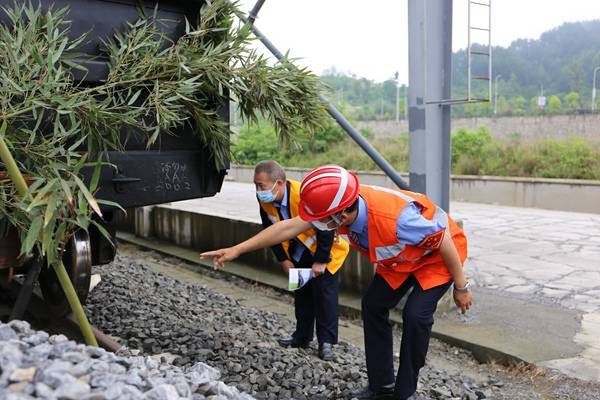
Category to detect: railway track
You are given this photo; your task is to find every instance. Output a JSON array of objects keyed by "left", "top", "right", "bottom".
[{"left": 0, "top": 278, "right": 122, "bottom": 353}]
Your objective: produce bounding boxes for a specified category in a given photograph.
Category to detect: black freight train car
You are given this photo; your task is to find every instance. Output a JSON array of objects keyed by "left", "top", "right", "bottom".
[{"left": 0, "top": 0, "right": 228, "bottom": 317}]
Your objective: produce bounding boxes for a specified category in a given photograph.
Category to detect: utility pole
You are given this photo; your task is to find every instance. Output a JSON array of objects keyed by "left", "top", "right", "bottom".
[
  {"left": 494, "top": 74, "right": 502, "bottom": 115},
  {"left": 592, "top": 67, "right": 600, "bottom": 112},
  {"left": 395, "top": 71, "right": 400, "bottom": 123},
  {"left": 537, "top": 84, "right": 546, "bottom": 110}
]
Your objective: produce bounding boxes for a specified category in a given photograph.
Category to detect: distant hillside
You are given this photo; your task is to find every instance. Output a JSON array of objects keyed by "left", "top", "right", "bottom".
[
  {"left": 454, "top": 20, "right": 600, "bottom": 100},
  {"left": 322, "top": 20, "right": 600, "bottom": 120}
]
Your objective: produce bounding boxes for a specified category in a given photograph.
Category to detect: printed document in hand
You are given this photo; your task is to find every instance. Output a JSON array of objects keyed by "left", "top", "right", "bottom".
[{"left": 288, "top": 268, "right": 312, "bottom": 291}]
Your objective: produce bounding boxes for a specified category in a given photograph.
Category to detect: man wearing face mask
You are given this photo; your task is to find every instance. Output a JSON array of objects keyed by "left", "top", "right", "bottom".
[
  {"left": 203, "top": 164, "right": 471, "bottom": 400},
  {"left": 253, "top": 160, "right": 349, "bottom": 361}
]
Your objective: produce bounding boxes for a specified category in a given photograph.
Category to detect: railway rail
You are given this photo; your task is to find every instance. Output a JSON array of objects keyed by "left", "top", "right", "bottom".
[{"left": 0, "top": 276, "right": 122, "bottom": 353}]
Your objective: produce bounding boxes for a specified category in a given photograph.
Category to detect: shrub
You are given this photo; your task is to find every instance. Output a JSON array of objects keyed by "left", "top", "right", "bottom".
[
  {"left": 451, "top": 127, "right": 497, "bottom": 175},
  {"left": 233, "top": 123, "right": 600, "bottom": 180},
  {"left": 532, "top": 138, "right": 600, "bottom": 179},
  {"left": 232, "top": 123, "right": 283, "bottom": 165}
]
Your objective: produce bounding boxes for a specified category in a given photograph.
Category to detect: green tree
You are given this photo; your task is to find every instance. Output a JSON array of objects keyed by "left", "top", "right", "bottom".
[
  {"left": 479, "top": 101, "right": 493, "bottom": 116},
  {"left": 564, "top": 91, "right": 581, "bottom": 111},
  {"left": 565, "top": 60, "right": 586, "bottom": 94},
  {"left": 548, "top": 95, "right": 562, "bottom": 114},
  {"left": 513, "top": 96, "right": 527, "bottom": 115},
  {"left": 233, "top": 123, "right": 282, "bottom": 165},
  {"left": 300, "top": 119, "right": 346, "bottom": 153},
  {"left": 399, "top": 98, "right": 407, "bottom": 119},
  {"left": 497, "top": 96, "right": 509, "bottom": 115},
  {"left": 529, "top": 96, "right": 540, "bottom": 114}
]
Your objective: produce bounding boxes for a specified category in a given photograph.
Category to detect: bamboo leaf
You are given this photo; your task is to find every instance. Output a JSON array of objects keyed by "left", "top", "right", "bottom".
[
  {"left": 44, "top": 195, "right": 57, "bottom": 227},
  {"left": 96, "top": 199, "right": 126, "bottom": 213},
  {"left": 90, "top": 219, "right": 114, "bottom": 247},
  {"left": 22, "top": 215, "right": 42, "bottom": 255},
  {"left": 52, "top": 37, "right": 69, "bottom": 64},
  {"left": 67, "top": 135, "right": 88, "bottom": 152},
  {"left": 127, "top": 89, "right": 143, "bottom": 106},
  {"left": 89, "top": 160, "right": 102, "bottom": 193},
  {"left": 26, "top": 179, "right": 57, "bottom": 212},
  {"left": 59, "top": 178, "right": 73, "bottom": 204},
  {"left": 72, "top": 174, "right": 103, "bottom": 218},
  {"left": 42, "top": 211, "right": 57, "bottom": 253}
]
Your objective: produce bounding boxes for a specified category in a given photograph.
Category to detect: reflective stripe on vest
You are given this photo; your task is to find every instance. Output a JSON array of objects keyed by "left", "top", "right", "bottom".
[
  {"left": 375, "top": 243, "right": 406, "bottom": 261},
  {"left": 365, "top": 185, "right": 425, "bottom": 263}
]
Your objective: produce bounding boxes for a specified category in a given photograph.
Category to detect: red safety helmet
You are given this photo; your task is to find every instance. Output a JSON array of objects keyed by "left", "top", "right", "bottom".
[{"left": 298, "top": 165, "right": 360, "bottom": 221}]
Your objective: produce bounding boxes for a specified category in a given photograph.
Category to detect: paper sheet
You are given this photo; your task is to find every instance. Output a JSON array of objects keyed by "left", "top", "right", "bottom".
[{"left": 288, "top": 268, "right": 312, "bottom": 291}]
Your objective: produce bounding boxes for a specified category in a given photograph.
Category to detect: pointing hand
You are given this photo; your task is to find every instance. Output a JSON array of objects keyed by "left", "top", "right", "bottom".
[{"left": 200, "top": 247, "right": 241, "bottom": 270}]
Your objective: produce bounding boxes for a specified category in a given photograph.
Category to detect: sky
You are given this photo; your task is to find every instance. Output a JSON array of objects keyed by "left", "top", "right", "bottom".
[{"left": 237, "top": 0, "right": 600, "bottom": 84}]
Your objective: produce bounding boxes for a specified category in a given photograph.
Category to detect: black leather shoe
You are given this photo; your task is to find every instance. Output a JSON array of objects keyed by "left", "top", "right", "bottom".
[
  {"left": 318, "top": 342, "right": 334, "bottom": 361},
  {"left": 351, "top": 385, "right": 396, "bottom": 400},
  {"left": 277, "top": 336, "right": 311, "bottom": 348}
]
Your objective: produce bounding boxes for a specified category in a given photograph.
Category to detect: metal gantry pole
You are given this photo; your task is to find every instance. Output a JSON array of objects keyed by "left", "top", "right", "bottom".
[
  {"left": 240, "top": 4, "right": 409, "bottom": 190},
  {"left": 247, "top": 0, "right": 266, "bottom": 25},
  {"left": 467, "top": 1, "right": 472, "bottom": 101},
  {"left": 408, "top": 0, "right": 453, "bottom": 211}
]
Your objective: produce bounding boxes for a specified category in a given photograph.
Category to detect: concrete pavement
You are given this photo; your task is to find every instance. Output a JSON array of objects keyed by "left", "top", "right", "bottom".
[
  {"left": 144, "top": 181, "right": 600, "bottom": 381},
  {"left": 450, "top": 202, "right": 600, "bottom": 380}
]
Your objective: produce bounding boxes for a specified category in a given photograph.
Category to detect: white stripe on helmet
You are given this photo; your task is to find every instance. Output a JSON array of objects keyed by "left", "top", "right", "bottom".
[
  {"left": 300, "top": 172, "right": 342, "bottom": 193},
  {"left": 327, "top": 167, "right": 348, "bottom": 211},
  {"left": 303, "top": 204, "right": 315, "bottom": 215}
]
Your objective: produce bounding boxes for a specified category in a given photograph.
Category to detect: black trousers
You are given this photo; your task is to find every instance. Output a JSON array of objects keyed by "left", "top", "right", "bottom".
[
  {"left": 362, "top": 274, "right": 451, "bottom": 399},
  {"left": 291, "top": 253, "right": 340, "bottom": 345}
]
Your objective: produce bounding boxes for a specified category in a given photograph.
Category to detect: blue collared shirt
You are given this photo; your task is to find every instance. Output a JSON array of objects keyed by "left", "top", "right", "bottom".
[
  {"left": 275, "top": 185, "right": 305, "bottom": 261},
  {"left": 346, "top": 197, "right": 445, "bottom": 250},
  {"left": 347, "top": 197, "right": 369, "bottom": 249},
  {"left": 275, "top": 185, "right": 290, "bottom": 220}
]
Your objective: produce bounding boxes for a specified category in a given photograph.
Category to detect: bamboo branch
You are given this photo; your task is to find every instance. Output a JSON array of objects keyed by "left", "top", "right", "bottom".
[
  {"left": 0, "top": 120, "right": 98, "bottom": 347},
  {"left": 53, "top": 261, "right": 98, "bottom": 346},
  {"left": 0, "top": 121, "right": 29, "bottom": 199}
]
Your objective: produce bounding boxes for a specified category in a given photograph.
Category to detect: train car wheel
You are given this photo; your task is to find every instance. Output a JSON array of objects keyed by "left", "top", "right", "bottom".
[{"left": 38, "top": 230, "right": 92, "bottom": 317}]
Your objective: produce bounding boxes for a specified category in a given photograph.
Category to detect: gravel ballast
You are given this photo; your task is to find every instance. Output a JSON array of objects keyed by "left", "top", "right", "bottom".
[
  {"left": 5, "top": 251, "right": 600, "bottom": 399},
  {"left": 82, "top": 255, "right": 509, "bottom": 400},
  {"left": 0, "top": 319, "right": 254, "bottom": 400}
]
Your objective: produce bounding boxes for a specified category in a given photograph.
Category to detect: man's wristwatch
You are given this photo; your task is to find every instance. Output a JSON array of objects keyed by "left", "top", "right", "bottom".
[{"left": 453, "top": 281, "right": 471, "bottom": 293}]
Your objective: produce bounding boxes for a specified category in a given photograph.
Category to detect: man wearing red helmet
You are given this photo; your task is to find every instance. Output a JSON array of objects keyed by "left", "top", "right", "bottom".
[{"left": 202, "top": 165, "right": 472, "bottom": 400}]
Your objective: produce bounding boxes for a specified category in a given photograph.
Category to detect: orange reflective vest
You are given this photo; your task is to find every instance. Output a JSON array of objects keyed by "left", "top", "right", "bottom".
[
  {"left": 339, "top": 185, "right": 467, "bottom": 290},
  {"left": 261, "top": 179, "right": 350, "bottom": 274}
]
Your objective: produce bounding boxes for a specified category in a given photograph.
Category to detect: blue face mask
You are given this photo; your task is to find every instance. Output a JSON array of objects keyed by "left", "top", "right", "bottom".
[{"left": 257, "top": 182, "right": 279, "bottom": 203}]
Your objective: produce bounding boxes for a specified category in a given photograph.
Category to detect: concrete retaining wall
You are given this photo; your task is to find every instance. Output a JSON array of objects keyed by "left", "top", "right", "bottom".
[
  {"left": 227, "top": 165, "right": 600, "bottom": 214},
  {"left": 117, "top": 206, "right": 377, "bottom": 295},
  {"left": 358, "top": 114, "right": 600, "bottom": 140}
]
